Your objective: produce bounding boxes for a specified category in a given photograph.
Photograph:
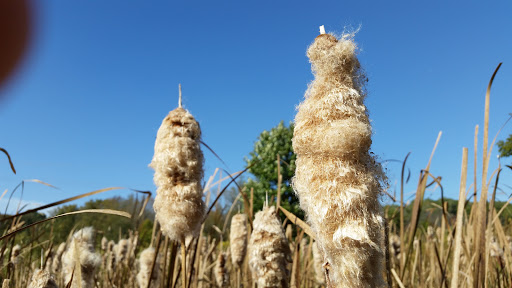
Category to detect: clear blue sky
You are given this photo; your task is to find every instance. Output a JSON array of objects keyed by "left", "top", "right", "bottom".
[{"left": 1, "top": 1, "right": 511, "bottom": 213}]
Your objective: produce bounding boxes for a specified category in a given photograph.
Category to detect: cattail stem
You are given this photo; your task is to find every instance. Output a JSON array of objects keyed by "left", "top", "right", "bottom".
[
  {"left": 181, "top": 238, "right": 187, "bottom": 288},
  {"left": 451, "top": 147, "right": 468, "bottom": 288},
  {"left": 145, "top": 232, "right": 162, "bottom": 288},
  {"left": 237, "top": 268, "right": 240, "bottom": 288},
  {"left": 276, "top": 154, "right": 281, "bottom": 210},
  {"left": 178, "top": 84, "right": 182, "bottom": 108}
]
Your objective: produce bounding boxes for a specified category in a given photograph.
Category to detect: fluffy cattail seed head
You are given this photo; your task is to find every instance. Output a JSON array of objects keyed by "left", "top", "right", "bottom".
[
  {"left": 101, "top": 237, "right": 108, "bottom": 251},
  {"left": 137, "top": 247, "right": 160, "bottom": 288},
  {"left": 390, "top": 234, "right": 401, "bottom": 259},
  {"left": 229, "top": 213, "right": 248, "bottom": 269},
  {"left": 51, "top": 242, "right": 66, "bottom": 274},
  {"left": 490, "top": 237, "right": 504, "bottom": 258},
  {"left": 150, "top": 106, "right": 206, "bottom": 241},
  {"left": 10, "top": 244, "right": 21, "bottom": 265},
  {"left": 248, "top": 206, "right": 290, "bottom": 288},
  {"left": 28, "top": 269, "right": 58, "bottom": 288},
  {"left": 62, "top": 227, "right": 101, "bottom": 288},
  {"left": 106, "top": 240, "right": 116, "bottom": 272},
  {"left": 214, "top": 252, "right": 230, "bottom": 288},
  {"left": 115, "top": 238, "right": 130, "bottom": 265},
  {"left": 292, "top": 31, "right": 386, "bottom": 287}
]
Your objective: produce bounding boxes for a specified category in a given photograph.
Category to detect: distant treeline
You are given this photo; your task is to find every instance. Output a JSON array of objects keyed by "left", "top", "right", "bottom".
[
  {"left": 0, "top": 195, "right": 155, "bottom": 252},
  {"left": 4, "top": 195, "right": 512, "bottom": 255}
]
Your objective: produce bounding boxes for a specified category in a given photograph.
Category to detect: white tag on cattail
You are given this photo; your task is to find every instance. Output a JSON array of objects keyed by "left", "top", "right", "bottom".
[{"left": 319, "top": 25, "right": 326, "bottom": 34}]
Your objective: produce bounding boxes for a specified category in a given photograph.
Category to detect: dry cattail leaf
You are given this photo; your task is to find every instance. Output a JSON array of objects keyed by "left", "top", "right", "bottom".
[{"left": 292, "top": 30, "right": 386, "bottom": 287}]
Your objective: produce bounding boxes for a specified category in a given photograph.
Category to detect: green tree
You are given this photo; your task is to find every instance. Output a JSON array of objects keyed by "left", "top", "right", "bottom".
[
  {"left": 244, "top": 121, "right": 302, "bottom": 218},
  {"left": 497, "top": 134, "right": 512, "bottom": 159}
]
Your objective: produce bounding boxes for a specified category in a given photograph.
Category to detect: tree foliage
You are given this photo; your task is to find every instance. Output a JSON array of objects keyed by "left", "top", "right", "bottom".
[
  {"left": 244, "top": 121, "right": 302, "bottom": 218},
  {"left": 497, "top": 134, "right": 512, "bottom": 159}
]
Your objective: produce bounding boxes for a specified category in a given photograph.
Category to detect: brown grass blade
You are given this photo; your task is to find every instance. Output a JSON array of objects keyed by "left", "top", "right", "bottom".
[
  {"left": 404, "top": 131, "right": 442, "bottom": 278},
  {"left": 201, "top": 140, "right": 230, "bottom": 171},
  {"left": 0, "top": 208, "right": 131, "bottom": 241},
  {"left": 65, "top": 267, "right": 75, "bottom": 288},
  {"left": 278, "top": 206, "right": 315, "bottom": 240},
  {"left": 0, "top": 148, "right": 16, "bottom": 174},
  {"left": 147, "top": 231, "right": 162, "bottom": 288},
  {"left": 203, "top": 167, "right": 250, "bottom": 222},
  {"left": 131, "top": 189, "right": 152, "bottom": 217},
  {"left": 391, "top": 268, "right": 406, "bottom": 288},
  {"left": 474, "top": 63, "right": 502, "bottom": 288},
  {"left": 0, "top": 186, "right": 125, "bottom": 222},
  {"left": 400, "top": 152, "right": 411, "bottom": 276},
  {"left": 24, "top": 179, "right": 59, "bottom": 189}
]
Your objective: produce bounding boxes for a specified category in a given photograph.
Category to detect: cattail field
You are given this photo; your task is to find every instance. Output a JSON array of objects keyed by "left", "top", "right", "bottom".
[{"left": 1, "top": 3, "right": 512, "bottom": 287}]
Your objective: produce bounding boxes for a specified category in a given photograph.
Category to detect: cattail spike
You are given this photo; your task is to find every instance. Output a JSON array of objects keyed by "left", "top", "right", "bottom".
[
  {"left": 230, "top": 214, "right": 248, "bottom": 269},
  {"left": 248, "top": 206, "right": 291, "bottom": 287},
  {"left": 292, "top": 31, "right": 386, "bottom": 287},
  {"left": 178, "top": 83, "right": 182, "bottom": 108},
  {"left": 137, "top": 247, "right": 160, "bottom": 288},
  {"left": 319, "top": 25, "right": 325, "bottom": 35},
  {"left": 61, "top": 227, "right": 101, "bottom": 288},
  {"left": 28, "top": 269, "right": 58, "bottom": 288},
  {"left": 150, "top": 91, "right": 205, "bottom": 241}
]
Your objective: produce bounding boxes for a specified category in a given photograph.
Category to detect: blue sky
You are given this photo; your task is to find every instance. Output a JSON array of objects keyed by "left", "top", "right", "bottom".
[{"left": 1, "top": 1, "right": 511, "bottom": 214}]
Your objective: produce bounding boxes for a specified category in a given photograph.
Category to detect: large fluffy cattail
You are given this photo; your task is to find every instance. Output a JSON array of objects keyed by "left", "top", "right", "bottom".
[
  {"left": 150, "top": 94, "right": 206, "bottom": 241},
  {"left": 229, "top": 213, "right": 248, "bottom": 269},
  {"left": 214, "top": 252, "right": 230, "bottom": 288},
  {"left": 137, "top": 247, "right": 160, "bottom": 288},
  {"left": 28, "top": 269, "right": 58, "bottom": 288},
  {"left": 292, "top": 29, "right": 386, "bottom": 287},
  {"left": 248, "top": 206, "right": 290, "bottom": 288},
  {"left": 61, "top": 227, "right": 101, "bottom": 288}
]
